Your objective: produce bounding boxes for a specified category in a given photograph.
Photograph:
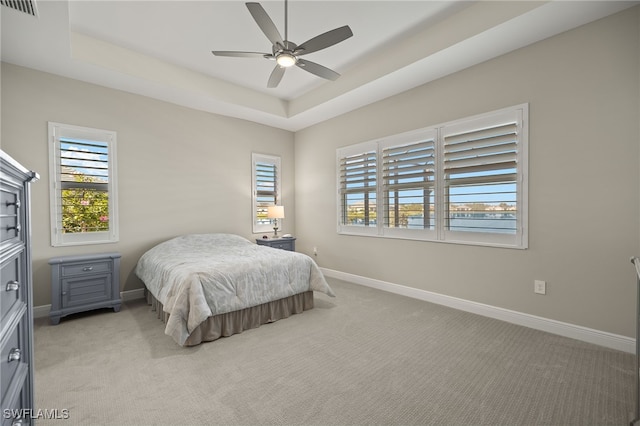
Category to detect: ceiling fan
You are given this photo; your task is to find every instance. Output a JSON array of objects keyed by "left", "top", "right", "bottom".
[{"left": 212, "top": 0, "right": 353, "bottom": 88}]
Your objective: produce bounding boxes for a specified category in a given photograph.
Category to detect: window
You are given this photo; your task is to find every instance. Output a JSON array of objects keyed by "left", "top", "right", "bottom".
[
  {"left": 48, "top": 122, "right": 119, "bottom": 246},
  {"left": 381, "top": 128, "right": 437, "bottom": 240},
  {"left": 337, "top": 104, "right": 528, "bottom": 249},
  {"left": 338, "top": 144, "right": 377, "bottom": 234},
  {"left": 252, "top": 153, "right": 281, "bottom": 233}
]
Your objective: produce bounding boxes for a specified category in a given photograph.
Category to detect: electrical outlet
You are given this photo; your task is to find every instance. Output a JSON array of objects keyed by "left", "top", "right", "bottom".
[{"left": 534, "top": 280, "right": 546, "bottom": 295}]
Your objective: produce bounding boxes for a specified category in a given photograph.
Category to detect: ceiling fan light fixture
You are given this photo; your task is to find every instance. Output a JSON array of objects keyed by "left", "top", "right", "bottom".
[
  {"left": 276, "top": 52, "right": 296, "bottom": 67},
  {"left": 212, "top": 1, "right": 353, "bottom": 87}
]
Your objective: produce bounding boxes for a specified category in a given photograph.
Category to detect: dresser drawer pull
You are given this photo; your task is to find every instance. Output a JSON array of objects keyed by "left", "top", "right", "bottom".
[
  {"left": 82, "top": 266, "right": 94, "bottom": 271},
  {"left": 7, "top": 224, "right": 21, "bottom": 233},
  {"left": 5, "top": 199, "right": 20, "bottom": 208},
  {"left": 6, "top": 280, "right": 20, "bottom": 291},
  {"left": 8, "top": 348, "right": 21, "bottom": 362}
]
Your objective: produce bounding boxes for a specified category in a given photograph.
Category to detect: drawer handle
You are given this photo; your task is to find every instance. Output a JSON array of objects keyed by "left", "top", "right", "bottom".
[
  {"left": 8, "top": 348, "right": 21, "bottom": 362},
  {"left": 6, "top": 280, "right": 20, "bottom": 292},
  {"left": 82, "top": 266, "right": 94, "bottom": 271},
  {"left": 6, "top": 199, "right": 20, "bottom": 208},
  {"left": 7, "top": 224, "right": 21, "bottom": 233}
]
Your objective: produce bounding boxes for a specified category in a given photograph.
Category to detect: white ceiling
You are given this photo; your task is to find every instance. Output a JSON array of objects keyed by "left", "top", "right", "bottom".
[{"left": 1, "top": 1, "right": 638, "bottom": 131}]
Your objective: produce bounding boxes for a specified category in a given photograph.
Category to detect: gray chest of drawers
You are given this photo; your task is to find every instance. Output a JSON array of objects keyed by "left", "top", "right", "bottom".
[
  {"left": 48, "top": 252, "right": 122, "bottom": 325},
  {"left": 1, "top": 150, "right": 38, "bottom": 426}
]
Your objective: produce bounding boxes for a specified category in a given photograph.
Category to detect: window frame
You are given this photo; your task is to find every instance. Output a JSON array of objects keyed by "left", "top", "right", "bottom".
[
  {"left": 336, "top": 104, "right": 528, "bottom": 249},
  {"left": 252, "top": 153, "right": 281, "bottom": 234},
  {"left": 48, "top": 122, "right": 119, "bottom": 247}
]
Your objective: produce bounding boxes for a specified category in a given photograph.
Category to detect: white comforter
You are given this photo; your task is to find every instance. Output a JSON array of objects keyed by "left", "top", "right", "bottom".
[{"left": 135, "top": 233, "right": 335, "bottom": 345}]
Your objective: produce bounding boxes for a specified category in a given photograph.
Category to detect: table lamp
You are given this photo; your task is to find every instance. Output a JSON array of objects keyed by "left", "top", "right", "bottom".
[{"left": 267, "top": 205, "right": 285, "bottom": 237}]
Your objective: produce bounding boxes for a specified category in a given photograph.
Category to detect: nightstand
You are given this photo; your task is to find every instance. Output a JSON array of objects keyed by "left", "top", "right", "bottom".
[
  {"left": 48, "top": 252, "right": 122, "bottom": 325},
  {"left": 256, "top": 237, "right": 296, "bottom": 252}
]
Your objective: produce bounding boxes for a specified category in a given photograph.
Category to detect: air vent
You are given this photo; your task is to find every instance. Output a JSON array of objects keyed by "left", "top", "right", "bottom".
[{"left": 1, "top": 0, "right": 38, "bottom": 17}]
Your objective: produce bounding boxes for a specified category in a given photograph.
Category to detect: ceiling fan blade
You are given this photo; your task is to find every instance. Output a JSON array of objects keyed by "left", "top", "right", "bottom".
[
  {"left": 246, "top": 2, "right": 284, "bottom": 47},
  {"left": 295, "top": 26, "right": 353, "bottom": 56},
  {"left": 296, "top": 59, "right": 340, "bottom": 81},
  {"left": 212, "top": 51, "right": 270, "bottom": 58},
  {"left": 267, "top": 65, "right": 286, "bottom": 88}
]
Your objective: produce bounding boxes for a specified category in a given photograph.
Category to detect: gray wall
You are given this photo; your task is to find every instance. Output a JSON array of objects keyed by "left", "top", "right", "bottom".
[
  {"left": 294, "top": 7, "right": 640, "bottom": 337},
  {"left": 1, "top": 63, "right": 295, "bottom": 306}
]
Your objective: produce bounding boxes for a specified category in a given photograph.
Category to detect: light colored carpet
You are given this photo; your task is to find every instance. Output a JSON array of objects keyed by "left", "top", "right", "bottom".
[{"left": 33, "top": 278, "right": 635, "bottom": 425}]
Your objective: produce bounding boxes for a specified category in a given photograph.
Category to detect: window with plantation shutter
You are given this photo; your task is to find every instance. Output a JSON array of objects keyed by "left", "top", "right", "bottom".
[
  {"left": 441, "top": 107, "right": 526, "bottom": 247},
  {"left": 336, "top": 104, "right": 528, "bottom": 248},
  {"left": 252, "top": 153, "right": 281, "bottom": 233},
  {"left": 381, "top": 129, "right": 436, "bottom": 237},
  {"left": 337, "top": 143, "right": 377, "bottom": 233},
  {"left": 48, "top": 122, "right": 119, "bottom": 246}
]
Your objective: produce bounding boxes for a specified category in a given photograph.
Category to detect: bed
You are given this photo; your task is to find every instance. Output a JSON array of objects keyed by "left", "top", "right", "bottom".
[{"left": 135, "top": 233, "right": 335, "bottom": 346}]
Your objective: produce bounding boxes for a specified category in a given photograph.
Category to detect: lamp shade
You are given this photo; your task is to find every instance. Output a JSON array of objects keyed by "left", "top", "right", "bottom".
[{"left": 267, "top": 205, "right": 285, "bottom": 219}]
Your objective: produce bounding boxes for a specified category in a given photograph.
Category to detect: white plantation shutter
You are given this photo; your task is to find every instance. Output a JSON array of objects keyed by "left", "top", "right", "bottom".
[
  {"left": 444, "top": 123, "right": 518, "bottom": 185},
  {"left": 336, "top": 104, "right": 527, "bottom": 248},
  {"left": 382, "top": 132, "right": 435, "bottom": 230},
  {"left": 57, "top": 139, "right": 110, "bottom": 237},
  {"left": 338, "top": 145, "right": 377, "bottom": 230},
  {"left": 60, "top": 139, "right": 109, "bottom": 193},
  {"left": 255, "top": 161, "right": 277, "bottom": 205},
  {"left": 252, "top": 153, "right": 281, "bottom": 233},
  {"left": 441, "top": 107, "right": 526, "bottom": 246}
]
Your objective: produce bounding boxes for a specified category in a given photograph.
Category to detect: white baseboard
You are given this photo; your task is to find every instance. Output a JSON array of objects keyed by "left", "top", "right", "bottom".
[
  {"left": 33, "top": 304, "right": 51, "bottom": 319},
  {"left": 33, "top": 288, "right": 146, "bottom": 319},
  {"left": 321, "top": 268, "right": 635, "bottom": 354},
  {"left": 121, "top": 288, "right": 145, "bottom": 302}
]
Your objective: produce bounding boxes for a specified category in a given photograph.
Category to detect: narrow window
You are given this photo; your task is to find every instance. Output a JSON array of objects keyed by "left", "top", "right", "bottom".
[
  {"left": 252, "top": 153, "right": 281, "bottom": 233},
  {"left": 337, "top": 144, "right": 377, "bottom": 233},
  {"left": 48, "top": 122, "right": 118, "bottom": 246},
  {"left": 381, "top": 129, "right": 436, "bottom": 234},
  {"left": 440, "top": 107, "right": 526, "bottom": 247}
]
